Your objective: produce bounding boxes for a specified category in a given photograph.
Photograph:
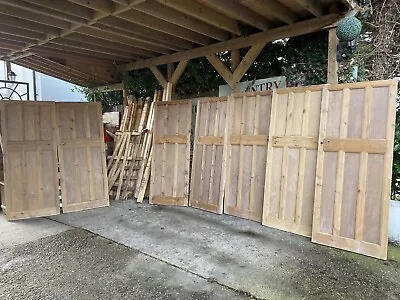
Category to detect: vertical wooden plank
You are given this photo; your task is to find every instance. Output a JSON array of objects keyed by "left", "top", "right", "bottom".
[
  {"left": 189, "top": 100, "right": 201, "bottom": 206},
  {"left": 263, "top": 91, "right": 279, "bottom": 223},
  {"left": 279, "top": 92, "right": 294, "bottom": 219},
  {"left": 236, "top": 96, "right": 246, "bottom": 211},
  {"left": 295, "top": 91, "right": 310, "bottom": 224},
  {"left": 333, "top": 88, "right": 350, "bottom": 236},
  {"left": 249, "top": 95, "right": 260, "bottom": 212},
  {"left": 312, "top": 86, "right": 330, "bottom": 237},
  {"left": 380, "top": 83, "right": 397, "bottom": 257},
  {"left": 199, "top": 101, "right": 210, "bottom": 202},
  {"left": 208, "top": 100, "right": 220, "bottom": 203}
]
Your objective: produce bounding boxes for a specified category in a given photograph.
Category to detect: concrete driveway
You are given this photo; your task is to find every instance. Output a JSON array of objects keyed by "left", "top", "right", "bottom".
[{"left": 1, "top": 201, "right": 400, "bottom": 299}]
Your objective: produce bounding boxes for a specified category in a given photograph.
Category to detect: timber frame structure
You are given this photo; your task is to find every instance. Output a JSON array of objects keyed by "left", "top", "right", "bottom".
[{"left": 0, "top": 0, "right": 358, "bottom": 92}]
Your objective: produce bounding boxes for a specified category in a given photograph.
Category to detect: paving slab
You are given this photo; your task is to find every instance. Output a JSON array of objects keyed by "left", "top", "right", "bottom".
[{"left": 51, "top": 201, "right": 400, "bottom": 300}]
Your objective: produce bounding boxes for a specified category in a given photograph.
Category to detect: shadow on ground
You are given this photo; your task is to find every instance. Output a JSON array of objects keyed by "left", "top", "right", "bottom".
[
  {"left": 47, "top": 201, "right": 400, "bottom": 300},
  {"left": 0, "top": 227, "right": 252, "bottom": 300}
]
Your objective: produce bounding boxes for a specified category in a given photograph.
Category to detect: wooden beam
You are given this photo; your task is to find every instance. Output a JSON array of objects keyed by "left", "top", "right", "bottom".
[
  {"left": 0, "top": 5, "right": 70, "bottom": 29},
  {"left": 49, "top": 38, "right": 139, "bottom": 60},
  {"left": 327, "top": 27, "right": 338, "bottom": 84},
  {"left": 167, "top": 63, "right": 174, "bottom": 80},
  {"left": 134, "top": 1, "right": 229, "bottom": 41},
  {"left": 120, "top": 12, "right": 345, "bottom": 71},
  {"left": 16, "top": 59, "right": 88, "bottom": 86},
  {"left": 231, "top": 43, "right": 265, "bottom": 84},
  {"left": 67, "top": 0, "right": 113, "bottom": 14},
  {"left": 96, "top": 17, "right": 195, "bottom": 51},
  {"left": 238, "top": 0, "right": 298, "bottom": 25},
  {"left": 22, "top": 0, "right": 94, "bottom": 20},
  {"left": 327, "top": 3, "right": 338, "bottom": 84},
  {"left": 170, "top": 60, "right": 188, "bottom": 85},
  {"left": 295, "top": 0, "right": 324, "bottom": 17},
  {"left": 231, "top": 49, "right": 240, "bottom": 71},
  {"left": 117, "top": 10, "right": 212, "bottom": 45},
  {"left": 64, "top": 32, "right": 167, "bottom": 55},
  {"left": 156, "top": 0, "right": 242, "bottom": 35},
  {"left": 42, "top": 43, "right": 132, "bottom": 62},
  {"left": 0, "top": 15, "right": 61, "bottom": 37},
  {"left": 0, "top": 0, "right": 156, "bottom": 60},
  {"left": 0, "top": 25, "right": 45, "bottom": 41},
  {"left": 206, "top": 54, "right": 234, "bottom": 87},
  {"left": 150, "top": 66, "right": 167, "bottom": 87},
  {"left": 96, "top": 18, "right": 193, "bottom": 50},
  {"left": 207, "top": 43, "right": 265, "bottom": 89},
  {"left": 197, "top": 0, "right": 271, "bottom": 31},
  {"left": 0, "top": 0, "right": 86, "bottom": 24}
]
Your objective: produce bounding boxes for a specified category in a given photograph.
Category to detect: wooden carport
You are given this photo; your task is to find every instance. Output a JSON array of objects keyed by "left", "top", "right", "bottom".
[{"left": 0, "top": 0, "right": 358, "bottom": 92}]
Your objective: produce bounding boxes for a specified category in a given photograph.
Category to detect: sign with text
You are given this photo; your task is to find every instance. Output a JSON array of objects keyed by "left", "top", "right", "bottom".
[{"left": 219, "top": 76, "right": 287, "bottom": 96}]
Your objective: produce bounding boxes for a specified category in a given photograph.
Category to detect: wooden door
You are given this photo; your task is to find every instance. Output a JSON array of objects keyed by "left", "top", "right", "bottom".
[
  {"left": 1, "top": 101, "right": 59, "bottom": 220},
  {"left": 263, "top": 87, "right": 322, "bottom": 236},
  {"left": 190, "top": 97, "right": 228, "bottom": 214},
  {"left": 312, "top": 80, "right": 397, "bottom": 259},
  {"left": 150, "top": 100, "right": 191, "bottom": 206},
  {"left": 225, "top": 92, "right": 272, "bottom": 222},
  {"left": 56, "top": 102, "right": 109, "bottom": 213}
]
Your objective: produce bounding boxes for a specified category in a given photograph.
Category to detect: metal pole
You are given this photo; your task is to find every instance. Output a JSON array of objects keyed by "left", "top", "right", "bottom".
[{"left": 32, "top": 70, "right": 37, "bottom": 101}]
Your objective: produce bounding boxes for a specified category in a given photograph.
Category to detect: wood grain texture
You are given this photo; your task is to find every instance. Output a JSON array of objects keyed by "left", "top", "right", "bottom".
[
  {"left": 225, "top": 92, "right": 271, "bottom": 222},
  {"left": 312, "top": 80, "right": 398, "bottom": 260},
  {"left": 150, "top": 100, "right": 191, "bottom": 206},
  {"left": 1, "top": 101, "right": 59, "bottom": 220},
  {"left": 57, "top": 102, "right": 109, "bottom": 213},
  {"left": 190, "top": 97, "right": 228, "bottom": 214},
  {"left": 263, "top": 87, "right": 322, "bottom": 237}
]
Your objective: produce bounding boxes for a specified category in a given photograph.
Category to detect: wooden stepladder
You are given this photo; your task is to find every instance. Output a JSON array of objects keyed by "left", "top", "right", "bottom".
[
  {"left": 312, "top": 80, "right": 397, "bottom": 259},
  {"left": 190, "top": 97, "right": 228, "bottom": 214},
  {"left": 150, "top": 100, "right": 191, "bottom": 206},
  {"left": 224, "top": 92, "right": 272, "bottom": 222},
  {"left": 56, "top": 102, "right": 109, "bottom": 213},
  {"left": 263, "top": 87, "right": 322, "bottom": 237}
]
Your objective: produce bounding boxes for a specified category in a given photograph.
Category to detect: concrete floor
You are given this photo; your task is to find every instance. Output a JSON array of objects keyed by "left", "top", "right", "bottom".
[
  {"left": 1, "top": 201, "right": 400, "bottom": 299},
  {"left": 0, "top": 214, "right": 251, "bottom": 300}
]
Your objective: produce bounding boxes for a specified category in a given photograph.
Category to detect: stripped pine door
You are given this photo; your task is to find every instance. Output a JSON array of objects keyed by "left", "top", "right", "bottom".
[
  {"left": 150, "top": 100, "right": 191, "bottom": 206},
  {"left": 56, "top": 102, "right": 109, "bottom": 213},
  {"left": 190, "top": 97, "right": 228, "bottom": 214},
  {"left": 312, "top": 80, "right": 397, "bottom": 259},
  {"left": 263, "top": 87, "right": 322, "bottom": 236},
  {"left": 225, "top": 92, "right": 272, "bottom": 222},
  {"left": 0, "top": 101, "right": 59, "bottom": 220}
]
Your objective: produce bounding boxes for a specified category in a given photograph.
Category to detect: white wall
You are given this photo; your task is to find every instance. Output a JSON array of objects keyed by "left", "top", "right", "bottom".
[{"left": 0, "top": 61, "right": 86, "bottom": 102}]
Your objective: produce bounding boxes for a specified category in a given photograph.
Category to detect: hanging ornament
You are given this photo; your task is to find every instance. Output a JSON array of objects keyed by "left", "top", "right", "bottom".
[{"left": 336, "top": 16, "right": 362, "bottom": 42}]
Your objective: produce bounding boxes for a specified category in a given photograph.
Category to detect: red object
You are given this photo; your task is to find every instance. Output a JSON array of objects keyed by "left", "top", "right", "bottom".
[{"left": 104, "top": 128, "right": 112, "bottom": 143}]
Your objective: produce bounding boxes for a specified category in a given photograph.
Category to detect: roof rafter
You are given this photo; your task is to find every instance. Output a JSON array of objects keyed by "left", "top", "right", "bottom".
[
  {"left": 134, "top": 0, "right": 229, "bottom": 41},
  {"left": 0, "top": 0, "right": 164, "bottom": 61},
  {"left": 197, "top": 0, "right": 271, "bottom": 31},
  {"left": 97, "top": 18, "right": 193, "bottom": 50},
  {"left": 120, "top": 12, "right": 345, "bottom": 71},
  {"left": 238, "top": 0, "right": 299, "bottom": 25},
  {"left": 156, "top": 0, "right": 241, "bottom": 35},
  {"left": 0, "top": 14, "right": 61, "bottom": 37},
  {"left": 295, "top": 0, "right": 324, "bottom": 17}
]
